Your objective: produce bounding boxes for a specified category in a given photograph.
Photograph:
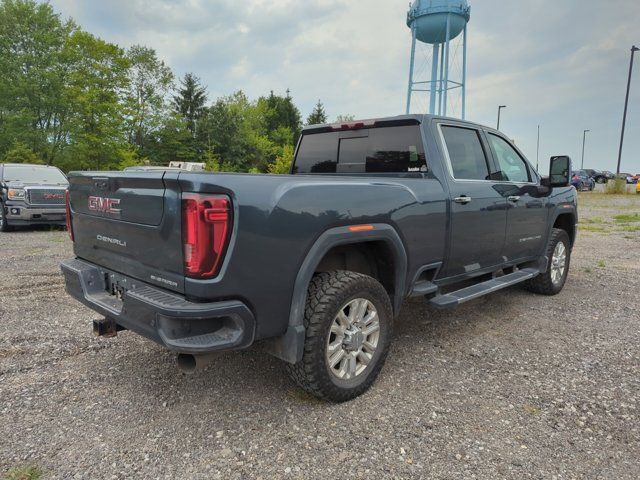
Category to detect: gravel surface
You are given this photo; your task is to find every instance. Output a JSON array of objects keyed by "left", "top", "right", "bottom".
[{"left": 1, "top": 193, "right": 639, "bottom": 479}]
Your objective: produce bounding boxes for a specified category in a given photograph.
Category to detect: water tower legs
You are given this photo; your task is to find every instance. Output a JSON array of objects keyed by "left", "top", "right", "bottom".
[
  {"left": 429, "top": 43, "right": 439, "bottom": 114},
  {"left": 406, "top": 28, "right": 417, "bottom": 114}
]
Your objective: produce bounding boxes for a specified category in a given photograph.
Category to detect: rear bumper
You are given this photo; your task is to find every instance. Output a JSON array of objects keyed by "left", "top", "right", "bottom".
[
  {"left": 5, "top": 202, "right": 66, "bottom": 225},
  {"left": 60, "top": 258, "right": 255, "bottom": 354}
]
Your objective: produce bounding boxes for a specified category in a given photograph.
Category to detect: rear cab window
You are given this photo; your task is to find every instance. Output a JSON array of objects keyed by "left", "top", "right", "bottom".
[{"left": 293, "top": 125, "right": 427, "bottom": 175}]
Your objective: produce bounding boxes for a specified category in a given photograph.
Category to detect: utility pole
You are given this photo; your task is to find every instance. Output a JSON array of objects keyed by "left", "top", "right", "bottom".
[
  {"left": 536, "top": 124, "right": 540, "bottom": 171},
  {"left": 616, "top": 45, "right": 638, "bottom": 175},
  {"left": 497, "top": 105, "right": 507, "bottom": 130},
  {"left": 581, "top": 129, "right": 590, "bottom": 169}
]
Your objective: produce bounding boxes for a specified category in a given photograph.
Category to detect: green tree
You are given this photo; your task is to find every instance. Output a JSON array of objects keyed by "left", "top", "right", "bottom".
[
  {"left": 64, "top": 30, "right": 130, "bottom": 170},
  {"left": 259, "top": 89, "right": 302, "bottom": 141},
  {"left": 124, "top": 45, "right": 174, "bottom": 155},
  {"left": 2, "top": 142, "right": 44, "bottom": 164},
  {"left": 268, "top": 144, "right": 294, "bottom": 174},
  {"left": 306, "top": 99, "right": 327, "bottom": 125},
  {"left": 173, "top": 72, "right": 207, "bottom": 135},
  {"left": 0, "top": 0, "right": 76, "bottom": 164}
]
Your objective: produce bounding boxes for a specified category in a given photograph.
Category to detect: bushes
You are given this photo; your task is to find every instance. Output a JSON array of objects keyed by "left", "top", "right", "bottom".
[{"left": 605, "top": 179, "right": 629, "bottom": 195}]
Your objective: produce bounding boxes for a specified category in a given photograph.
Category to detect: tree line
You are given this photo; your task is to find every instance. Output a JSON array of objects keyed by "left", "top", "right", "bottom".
[{"left": 0, "top": 0, "right": 338, "bottom": 173}]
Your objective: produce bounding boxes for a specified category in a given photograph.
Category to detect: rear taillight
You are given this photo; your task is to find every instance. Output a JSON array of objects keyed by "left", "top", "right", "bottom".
[
  {"left": 65, "top": 189, "right": 74, "bottom": 242},
  {"left": 182, "top": 193, "right": 231, "bottom": 279}
]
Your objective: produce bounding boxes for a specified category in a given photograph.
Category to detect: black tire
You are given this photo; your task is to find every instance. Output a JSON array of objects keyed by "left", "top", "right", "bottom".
[
  {"left": 0, "top": 202, "right": 11, "bottom": 232},
  {"left": 597, "top": 177, "right": 606, "bottom": 184},
  {"left": 285, "top": 271, "right": 393, "bottom": 402},
  {"left": 523, "top": 228, "right": 571, "bottom": 295}
]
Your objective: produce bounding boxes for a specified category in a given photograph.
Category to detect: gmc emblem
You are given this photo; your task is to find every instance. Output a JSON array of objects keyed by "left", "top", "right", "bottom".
[
  {"left": 88, "top": 196, "right": 121, "bottom": 216},
  {"left": 44, "top": 193, "right": 65, "bottom": 200}
]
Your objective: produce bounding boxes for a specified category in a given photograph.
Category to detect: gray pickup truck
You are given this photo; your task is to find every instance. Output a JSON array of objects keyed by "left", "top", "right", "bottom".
[
  {"left": 61, "top": 115, "right": 577, "bottom": 402},
  {"left": 0, "top": 163, "right": 69, "bottom": 231}
]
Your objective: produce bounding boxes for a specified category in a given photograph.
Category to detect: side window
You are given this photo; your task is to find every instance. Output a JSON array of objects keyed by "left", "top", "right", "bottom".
[
  {"left": 365, "top": 125, "right": 427, "bottom": 173},
  {"left": 293, "top": 132, "right": 339, "bottom": 173},
  {"left": 487, "top": 134, "right": 531, "bottom": 183},
  {"left": 441, "top": 126, "right": 490, "bottom": 181}
]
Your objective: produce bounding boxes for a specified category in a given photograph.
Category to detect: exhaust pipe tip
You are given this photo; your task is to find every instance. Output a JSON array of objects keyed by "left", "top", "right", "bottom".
[
  {"left": 177, "top": 354, "right": 197, "bottom": 374},
  {"left": 177, "top": 353, "right": 219, "bottom": 374}
]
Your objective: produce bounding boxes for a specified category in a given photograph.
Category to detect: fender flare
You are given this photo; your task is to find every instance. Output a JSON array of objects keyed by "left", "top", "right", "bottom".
[{"left": 264, "top": 223, "right": 407, "bottom": 364}]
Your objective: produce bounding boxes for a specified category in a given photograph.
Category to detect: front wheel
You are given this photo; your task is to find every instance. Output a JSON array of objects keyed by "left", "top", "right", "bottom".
[
  {"left": 523, "top": 228, "right": 571, "bottom": 295},
  {"left": 285, "top": 271, "right": 393, "bottom": 402},
  {"left": 0, "top": 202, "right": 11, "bottom": 232}
]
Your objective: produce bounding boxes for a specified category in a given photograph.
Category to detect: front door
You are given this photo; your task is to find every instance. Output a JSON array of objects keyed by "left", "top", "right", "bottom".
[
  {"left": 485, "top": 132, "right": 549, "bottom": 262},
  {"left": 439, "top": 124, "right": 508, "bottom": 278}
]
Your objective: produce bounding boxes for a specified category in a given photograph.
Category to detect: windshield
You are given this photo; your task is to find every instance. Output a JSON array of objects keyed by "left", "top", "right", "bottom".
[{"left": 3, "top": 165, "right": 68, "bottom": 184}]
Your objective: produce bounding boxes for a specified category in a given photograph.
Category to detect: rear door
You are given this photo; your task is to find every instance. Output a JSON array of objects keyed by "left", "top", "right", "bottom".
[
  {"left": 68, "top": 171, "right": 185, "bottom": 293},
  {"left": 484, "top": 132, "right": 548, "bottom": 261},
  {"left": 438, "top": 123, "right": 508, "bottom": 277}
]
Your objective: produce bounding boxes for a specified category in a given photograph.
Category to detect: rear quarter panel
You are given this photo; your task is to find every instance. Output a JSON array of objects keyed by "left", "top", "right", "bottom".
[{"left": 178, "top": 172, "right": 447, "bottom": 339}]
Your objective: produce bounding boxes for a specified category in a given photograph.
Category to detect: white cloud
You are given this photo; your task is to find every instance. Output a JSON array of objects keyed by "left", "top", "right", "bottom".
[{"left": 45, "top": 0, "right": 640, "bottom": 172}]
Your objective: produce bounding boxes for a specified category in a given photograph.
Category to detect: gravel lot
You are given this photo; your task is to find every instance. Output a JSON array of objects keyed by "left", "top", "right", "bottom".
[{"left": 1, "top": 193, "right": 639, "bottom": 479}]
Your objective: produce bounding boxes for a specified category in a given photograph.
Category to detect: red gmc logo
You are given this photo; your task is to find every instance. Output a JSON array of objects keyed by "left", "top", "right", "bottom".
[
  {"left": 88, "top": 196, "right": 121, "bottom": 216},
  {"left": 44, "top": 193, "right": 65, "bottom": 200}
]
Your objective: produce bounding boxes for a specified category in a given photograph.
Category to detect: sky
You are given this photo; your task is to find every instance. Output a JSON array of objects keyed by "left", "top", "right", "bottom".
[{"left": 43, "top": 0, "right": 640, "bottom": 174}]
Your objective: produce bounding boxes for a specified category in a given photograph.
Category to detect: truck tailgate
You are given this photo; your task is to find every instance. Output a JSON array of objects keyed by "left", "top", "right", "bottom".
[{"left": 68, "top": 172, "right": 185, "bottom": 293}]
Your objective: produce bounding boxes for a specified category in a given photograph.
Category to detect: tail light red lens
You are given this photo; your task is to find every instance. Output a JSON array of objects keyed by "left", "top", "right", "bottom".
[
  {"left": 182, "top": 193, "right": 231, "bottom": 279},
  {"left": 65, "top": 189, "right": 74, "bottom": 242}
]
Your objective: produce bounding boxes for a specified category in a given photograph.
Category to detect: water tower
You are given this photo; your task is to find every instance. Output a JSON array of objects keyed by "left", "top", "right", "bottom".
[{"left": 405, "top": 0, "right": 471, "bottom": 118}]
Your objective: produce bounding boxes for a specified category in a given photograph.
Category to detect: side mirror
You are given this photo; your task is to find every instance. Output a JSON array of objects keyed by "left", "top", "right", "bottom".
[{"left": 549, "top": 155, "right": 571, "bottom": 188}]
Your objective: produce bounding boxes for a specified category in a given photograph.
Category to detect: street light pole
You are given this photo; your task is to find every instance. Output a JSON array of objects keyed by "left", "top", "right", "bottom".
[
  {"left": 581, "top": 129, "right": 590, "bottom": 169},
  {"left": 497, "top": 105, "right": 506, "bottom": 130},
  {"left": 616, "top": 45, "right": 639, "bottom": 175},
  {"left": 536, "top": 124, "right": 540, "bottom": 171}
]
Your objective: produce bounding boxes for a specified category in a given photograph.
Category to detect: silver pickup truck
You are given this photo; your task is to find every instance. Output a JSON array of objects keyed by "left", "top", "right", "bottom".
[{"left": 0, "top": 163, "right": 69, "bottom": 231}]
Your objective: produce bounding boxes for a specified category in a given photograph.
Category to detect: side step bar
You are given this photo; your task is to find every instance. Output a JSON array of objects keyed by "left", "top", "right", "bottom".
[{"left": 429, "top": 268, "right": 539, "bottom": 309}]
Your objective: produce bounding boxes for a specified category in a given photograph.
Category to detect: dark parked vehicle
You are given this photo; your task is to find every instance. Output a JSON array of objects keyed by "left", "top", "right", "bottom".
[
  {"left": 602, "top": 170, "right": 616, "bottom": 181},
  {"left": 571, "top": 169, "right": 594, "bottom": 191},
  {"left": 583, "top": 168, "right": 608, "bottom": 184},
  {"left": 0, "top": 163, "right": 69, "bottom": 232},
  {"left": 616, "top": 173, "right": 634, "bottom": 184},
  {"left": 61, "top": 115, "right": 578, "bottom": 401}
]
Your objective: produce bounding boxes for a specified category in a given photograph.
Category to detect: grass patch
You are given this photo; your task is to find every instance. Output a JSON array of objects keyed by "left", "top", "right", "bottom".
[
  {"left": 581, "top": 217, "right": 606, "bottom": 224},
  {"left": 620, "top": 224, "right": 640, "bottom": 232},
  {"left": 579, "top": 224, "right": 607, "bottom": 233},
  {"left": 605, "top": 179, "right": 630, "bottom": 195},
  {"left": 596, "top": 259, "right": 606, "bottom": 268},
  {"left": 584, "top": 267, "right": 592, "bottom": 273},
  {"left": 613, "top": 213, "right": 640, "bottom": 223},
  {"left": 1, "top": 466, "right": 43, "bottom": 480}
]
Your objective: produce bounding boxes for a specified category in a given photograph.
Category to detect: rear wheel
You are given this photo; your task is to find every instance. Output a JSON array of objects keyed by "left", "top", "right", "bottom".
[
  {"left": 285, "top": 271, "right": 393, "bottom": 402},
  {"left": 523, "top": 228, "right": 571, "bottom": 295}
]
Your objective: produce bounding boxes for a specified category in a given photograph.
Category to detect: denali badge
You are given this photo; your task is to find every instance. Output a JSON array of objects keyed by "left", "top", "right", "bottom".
[
  {"left": 97, "top": 234, "right": 127, "bottom": 247},
  {"left": 88, "top": 196, "right": 121, "bottom": 216}
]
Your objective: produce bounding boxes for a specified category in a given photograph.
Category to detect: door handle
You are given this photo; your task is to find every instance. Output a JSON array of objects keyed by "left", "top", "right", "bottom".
[
  {"left": 508, "top": 195, "right": 521, "bottom": 202},
  {"left": 454, "top": 196, "right": 472, "bottom": 204}
]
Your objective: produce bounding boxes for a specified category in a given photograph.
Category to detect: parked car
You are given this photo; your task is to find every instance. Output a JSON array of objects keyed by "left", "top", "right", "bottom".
[
  {"left": 583, "top": 168, "right": 608, "bottom": 184},
  {"left": 61, "top": 114, "right": 577, "bottom": 402},
  {"left": 0, "top": 163, "right": 69, "bottom": 232},
  {"left": 630, "top": 173, "right": 640, "bottom": 184},
  {"left": 571, "top": 169, "right": 595, "bottom": 191},
  {"left": 602, "top": 170, "right": 616, "bottom": 180},
  {"left": 615, "top": 173, "right": 634, "bottom": 184}
]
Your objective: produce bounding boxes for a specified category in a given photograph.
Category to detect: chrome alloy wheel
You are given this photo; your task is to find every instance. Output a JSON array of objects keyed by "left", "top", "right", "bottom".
[
  {"left": 326, "top": 298, "right": 380, "bottom": 380},
  {"left": 550, "top": 241, "right": 567, "bottom": 285}
]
